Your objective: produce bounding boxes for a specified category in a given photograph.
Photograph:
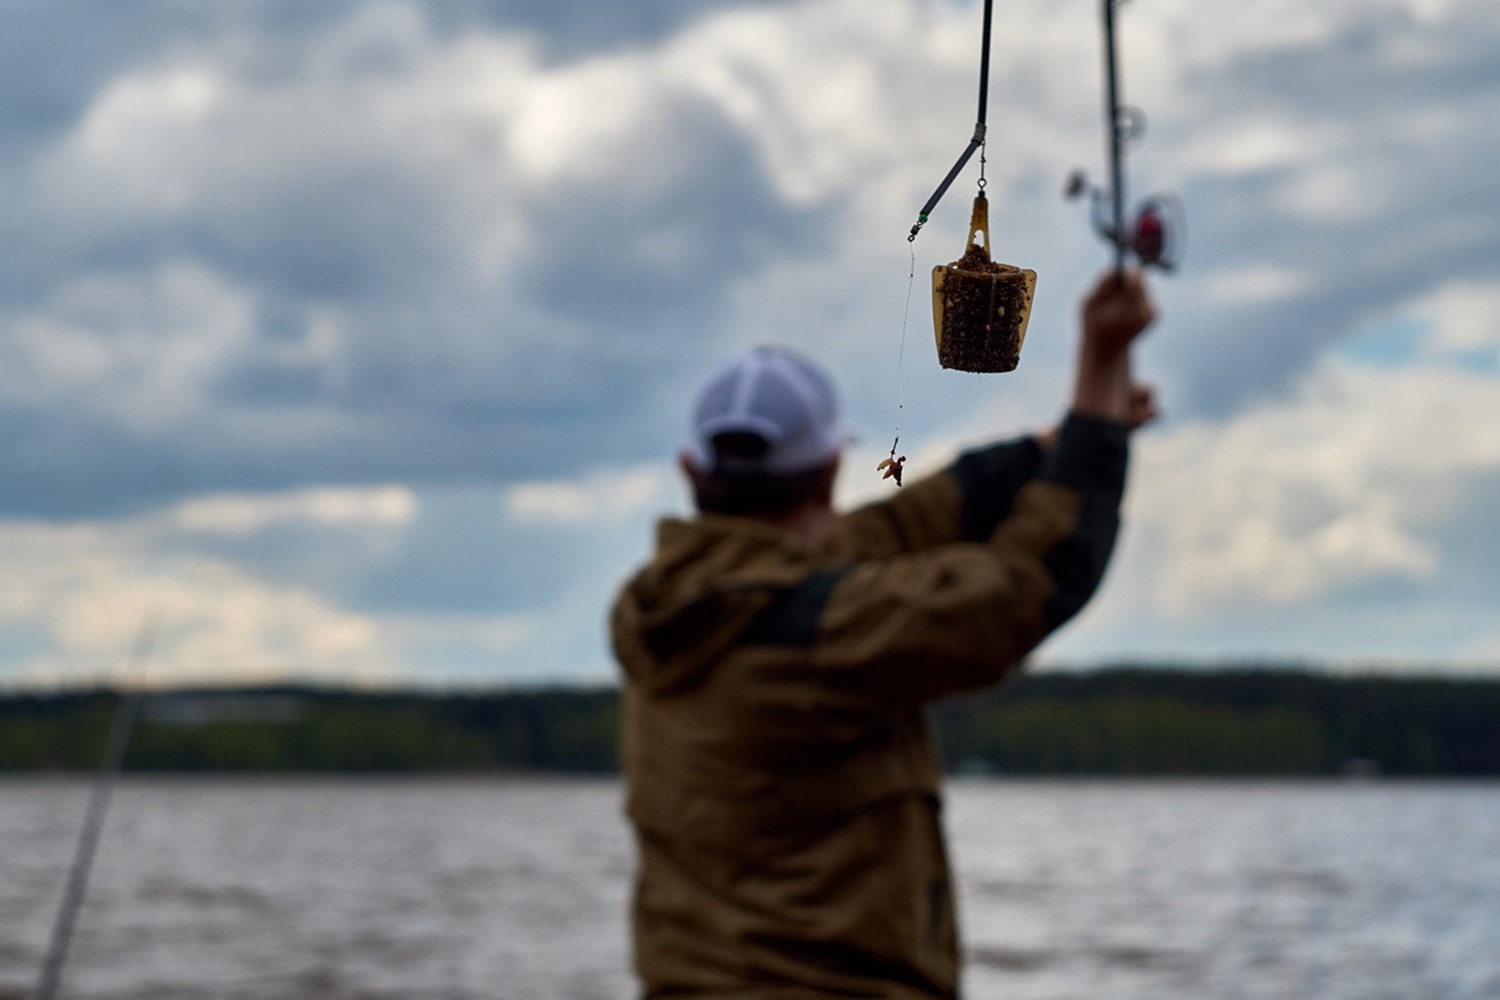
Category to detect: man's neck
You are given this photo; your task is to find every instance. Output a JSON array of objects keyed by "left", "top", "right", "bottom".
[{"left": 761, "top": 503, "right": 837, "bottom": 550}]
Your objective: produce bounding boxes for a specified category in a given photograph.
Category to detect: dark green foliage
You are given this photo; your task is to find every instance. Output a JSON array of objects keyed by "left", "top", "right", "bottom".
[
  {"left": 0, "top": 693, "right": 118, "bottom": 769},
  {"left": 0, "top": 686, "right": 620, "bottom": 774},
  {"left": 931, "top": 666, "right": 1500, "bottom": 776},
  {"left": 2, "top": 667, "right": 1498, "bottom": 775},
  {"left": 936, "top": 697, "right": 1326, "bottom": 775}
]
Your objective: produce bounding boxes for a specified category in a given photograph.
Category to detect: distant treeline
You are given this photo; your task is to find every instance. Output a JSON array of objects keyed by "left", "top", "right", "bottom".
[
  {"left": 931, "top": 668, "right": 1500, "bottom": 776},
  {"left": 3, "top": 668, "right": 1499, "bottom": 776}
]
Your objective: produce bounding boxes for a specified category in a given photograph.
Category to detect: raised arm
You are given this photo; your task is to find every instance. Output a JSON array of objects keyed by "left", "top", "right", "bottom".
[
  {"left": 1072, "top": 268, "right": 1156, "bottom": 423},
  {"left": 810, "top": 270, "right": 1157, "bottom": 704},
  {"left": 834, "top": 435, "right": 1046, "bottom": 559},
  {"left": 836, "top": 269, "right": 1155, "bottom": 562}
]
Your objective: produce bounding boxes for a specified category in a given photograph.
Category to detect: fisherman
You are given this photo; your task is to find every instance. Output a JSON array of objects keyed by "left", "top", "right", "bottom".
[{"left": 610, "top": 268, "right": 1157, "bottom": 998}]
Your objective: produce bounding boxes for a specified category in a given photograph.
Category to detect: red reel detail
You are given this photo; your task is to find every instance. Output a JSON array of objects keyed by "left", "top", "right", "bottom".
[
  {"left": 1133, "top": 209, "right": 1165, "bottom": 264},
  {"left": 1128, "top": 194, "right": 1184, "bottom": 271}
]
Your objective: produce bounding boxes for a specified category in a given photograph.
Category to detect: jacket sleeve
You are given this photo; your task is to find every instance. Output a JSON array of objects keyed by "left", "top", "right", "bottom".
[
  {"left": 782, "top": 413, "right": 1129, "bottom": 705},
  {"left": 834, "top": 435, "right": 1044, "bottom": 559},
  {"left": 1030, "top": 412, "right": 1129, "bottom": 629}
]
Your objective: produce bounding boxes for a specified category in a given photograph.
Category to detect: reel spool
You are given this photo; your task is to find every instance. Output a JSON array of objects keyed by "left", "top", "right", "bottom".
[
  {"left": 1127, "top": 194, "right": 1184, "bottom": 271},
  {"left": 1064, "top": 0, "right": 1187, "bottom": 274},
  {"left": 1064, "top": 172, "right": 1185, "bottom": 273},
  {"left": 931, "top": 192, "right": 1037, "bottom": 373}
]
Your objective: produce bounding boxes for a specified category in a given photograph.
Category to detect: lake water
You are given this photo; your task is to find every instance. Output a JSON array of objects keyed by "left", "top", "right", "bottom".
[{"left": 2, "top": 778, "right": 1498, "bottom": 999}]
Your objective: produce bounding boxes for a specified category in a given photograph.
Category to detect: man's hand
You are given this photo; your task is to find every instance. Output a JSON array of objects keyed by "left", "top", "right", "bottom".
[
  {"left": 1081, "top": 269, "right": 1155, "bottom": 357},
  {"left": 1127, "top": 382, "right": 1158, "bottom": 430},
  {"left": 1038, "top": 381, "right": 1157, "bottom": 451},
  {"left": 1070, "top": 270, "right": 1157, "bottom": 424}
]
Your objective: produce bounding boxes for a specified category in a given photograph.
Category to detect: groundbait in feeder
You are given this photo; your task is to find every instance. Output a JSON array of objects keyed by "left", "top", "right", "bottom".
[
  {"left": 906, "top": 0, "right": 1037, "bottom": 374},
  {"left": 932, "top": 192, "right": 1036, "bottom": 373}
]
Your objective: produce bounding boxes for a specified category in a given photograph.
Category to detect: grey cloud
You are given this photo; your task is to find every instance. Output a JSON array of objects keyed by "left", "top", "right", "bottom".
[
  {"left": 1146, "top": 4, "right": 1500, "bottom": 414},
  {"left": 1417, "top": 471, "right": 1500, "bottom": 606},
  {"left": 1196, "top": 4, "right": 1499, "bottom": 112},
  {"left": 5, "top": 0, "right": 1500, "bottom": 685},
  {"left": 350, "top": 488, "right": 638, "bottom": 615},
  {"left": 513, "top": 99, "right": 832, "bottom": 337},
  {"left": 1163, "top": 173, "right": 1500, "bottom": 416},
  {"left": 0, "top": 6, "right": 831, "bottom": 518},
  {"left": 0, "top": 3, "right": 408, "bottom": 162},
  {"left": 425, "top": 0, "right": 798, "bottom": 59},
  {"left": 0, "top": 4, "right": 212, "bottom": 149},
  {"left": 2, "top": 0, "right": 1498, "bottom": 521},
  {"left": 147, "top": 481, "right": 655, "bottom": 624}
]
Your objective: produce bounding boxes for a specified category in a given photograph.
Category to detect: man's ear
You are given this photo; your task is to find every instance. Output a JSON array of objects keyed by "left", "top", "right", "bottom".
[
  {"left": 815, "top": 453, "right": 841, "bottom": 505},
  {"left": 678, "top": 451, "right": 707, "bottom": 514},
  {"left": 678, "top": 451, "right": 700, "bottom": 482}
]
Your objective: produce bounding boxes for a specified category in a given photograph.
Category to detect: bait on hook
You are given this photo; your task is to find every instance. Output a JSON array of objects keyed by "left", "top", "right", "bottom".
[
  {"left": 886, "top": 0, "right": 1039, "bottom": 481},
  {"left": 878, "top": 437, "right": 907, "bottom": 487}
]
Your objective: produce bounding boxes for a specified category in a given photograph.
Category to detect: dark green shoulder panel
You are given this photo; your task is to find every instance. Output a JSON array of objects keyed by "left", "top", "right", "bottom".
[
  {"left": 736, "top": 569, "right": 850, "bottom": 648},
  {"left": 949, "top": 438, "right": 1044, "bottom": 541}
]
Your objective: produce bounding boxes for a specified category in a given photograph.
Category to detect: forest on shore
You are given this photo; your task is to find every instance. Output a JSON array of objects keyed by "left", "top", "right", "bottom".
[{"left": 3, "top": 667, "right": 1498, "bottom": 776}]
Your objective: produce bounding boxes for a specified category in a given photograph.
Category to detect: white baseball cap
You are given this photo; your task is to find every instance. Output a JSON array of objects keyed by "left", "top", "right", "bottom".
[{"left": 685, "top": 346, "right": 843, "bottom": 476}]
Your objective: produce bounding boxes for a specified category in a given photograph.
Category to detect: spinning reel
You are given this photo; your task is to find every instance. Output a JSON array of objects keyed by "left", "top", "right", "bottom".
[
  {"left": 1068, "top": 0, "right": 1186, "bottom": 274},
  {"left": 1065, "top": 169, "right": 1185, "bottom": 272}
]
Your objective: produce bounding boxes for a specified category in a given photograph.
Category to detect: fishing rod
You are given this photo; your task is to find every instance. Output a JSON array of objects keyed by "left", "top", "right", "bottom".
[
  {"left": 35, "top": 614, "right": 161, "bottom": 1000},
  {"left": 908, "top": 0, "right": 994, "bottom": 242},
  {"left": 1065, "top": 0, "right": 1184, "bottom": 272}
]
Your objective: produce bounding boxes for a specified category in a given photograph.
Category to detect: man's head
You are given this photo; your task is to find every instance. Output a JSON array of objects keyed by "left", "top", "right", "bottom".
[{"left": 680, "top": 347, "right": 843, "bottom": 519}]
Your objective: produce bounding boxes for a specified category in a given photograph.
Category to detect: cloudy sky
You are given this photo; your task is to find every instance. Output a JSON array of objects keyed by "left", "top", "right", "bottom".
[{"left": 1, "top": 0, "right": 1496, "bottom": 689}]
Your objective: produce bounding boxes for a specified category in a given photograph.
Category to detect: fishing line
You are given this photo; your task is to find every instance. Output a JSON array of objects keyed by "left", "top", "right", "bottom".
[
  {"left": 885, "top": 0, "right": 1004, "bottom": 482},
  {"left": 897, "top": 242, "right": 916, "bottom": 422},
  {"left": 36, "top": 612, "right": 162, "bottom": 1000},
  {"left": 883, "top": 243, "right": 917, "bottom": 486}
]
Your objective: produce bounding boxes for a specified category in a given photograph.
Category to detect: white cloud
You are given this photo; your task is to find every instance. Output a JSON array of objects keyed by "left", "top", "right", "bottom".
[
  {"left": 30, "top": 0, "right": 1080, "bottom": 238},
  {"left": 1278, "top": 161, "right": 1389, "bottom": 223},
  {"left": 505, "top": 465, "right": 672, "bottom": 525},
  {"left": 0, "top": 532, "right": 394, "bottom": 689},
  {"left": 61, "top": 67, "right": 225, "bottom": 215},
  {"left": 1405, "top": 279, "right": 1500, "bottom": 360},
  {"left": 0, "top": 482, "right": 431, "bottom": 688},
  {"left": 3, "top": 0, "right": 1499, "bottom": 683},
  {"left": 506, "top": 51, "right": 655, "bottom": 183},
  {"left": 1201, "top": 265, "right": 1312, "bottom": 307},
  {"left": 1456, "top": 633, "right": 1500, "bottom": 664},
  {"left": 32, "top": 5, "right": 537, "bottom": 291},
  {"left": 1137, "top": 0, "right": 1342, "bottom": 70},
  {"left": 0, "top": 482, "right": 554, "bottom": 689},
  {"left": 383, "top": 613, "right": 534, "bottom": 658},
  {"left": 1131, "top": 356, "right": 1500, "bottom": 616},
  {"left": 1182, "top": 117, "right": 1322, "bottom": 175},
  {"left": 173, "top": 484, "right": 418, "bottom": 536},
  {"left": 0, "top": 262, "right": 257, "bottom": 431}
]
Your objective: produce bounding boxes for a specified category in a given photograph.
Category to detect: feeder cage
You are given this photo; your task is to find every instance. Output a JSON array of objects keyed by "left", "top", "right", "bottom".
[{"left": 931, "top": 193, "right": 1036, "bottom": 373}]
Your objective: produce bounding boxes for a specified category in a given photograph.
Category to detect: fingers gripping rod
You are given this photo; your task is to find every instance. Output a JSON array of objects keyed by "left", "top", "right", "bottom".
[{"left": 909, "top": 0, "right": 994, "bottom": 241}]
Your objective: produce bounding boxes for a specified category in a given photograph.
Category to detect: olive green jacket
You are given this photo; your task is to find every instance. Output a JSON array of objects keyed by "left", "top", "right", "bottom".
[{"left": 610, "top": 414, "right": 1129, "bottom": 999}]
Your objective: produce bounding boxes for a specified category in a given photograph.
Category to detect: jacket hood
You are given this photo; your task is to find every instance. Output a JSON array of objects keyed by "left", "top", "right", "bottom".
[{"left": 611, "top": 515, "right": 809, "bottom": 695}]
